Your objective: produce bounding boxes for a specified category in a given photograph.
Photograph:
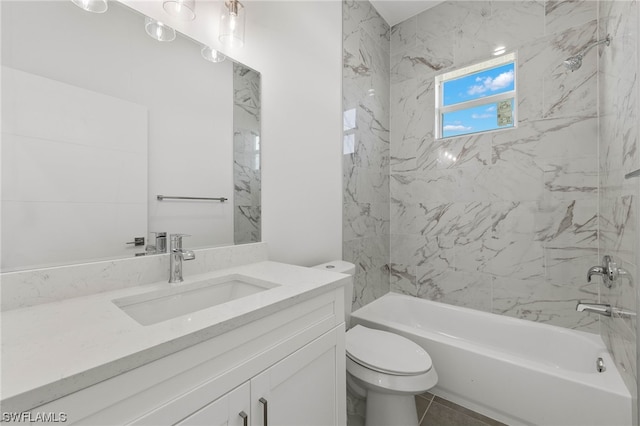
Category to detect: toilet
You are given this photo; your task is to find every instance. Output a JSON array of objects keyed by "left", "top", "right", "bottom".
[{"left": 313, "top": 261, "right": 438, "bottom": 426}]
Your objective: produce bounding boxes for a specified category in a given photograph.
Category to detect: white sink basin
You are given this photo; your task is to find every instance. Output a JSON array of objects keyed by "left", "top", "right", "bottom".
[{"left": 113, "top": 274, "right": 279, "bottom": 325}]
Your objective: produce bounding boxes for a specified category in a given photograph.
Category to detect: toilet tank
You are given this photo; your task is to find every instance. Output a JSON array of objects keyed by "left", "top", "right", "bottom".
[{"left": 312, "top": 261, "right": 355, "bottom": 327}]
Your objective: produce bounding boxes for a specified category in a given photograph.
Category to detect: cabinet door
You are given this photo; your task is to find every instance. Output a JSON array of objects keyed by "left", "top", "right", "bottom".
[
  {"left": 176, "top": 382, "right": 250, "bottom": 426},
  {"left": 251, "top": 327, "right": 345, "bottom": 426}
]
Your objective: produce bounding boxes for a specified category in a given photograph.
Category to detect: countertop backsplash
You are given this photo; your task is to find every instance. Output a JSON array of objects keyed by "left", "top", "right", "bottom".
[{"left": 0, "top": 242, "right": 268, "bottom": 312}]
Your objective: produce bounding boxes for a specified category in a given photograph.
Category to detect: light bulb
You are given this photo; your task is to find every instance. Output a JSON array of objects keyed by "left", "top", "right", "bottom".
[
  {"left": 163, "top": 0, "right": 196, "bottom": 21},
  {"left": 219, "top": 0, "right": 245, "bottom": 48},
  {"left": 71, "top": 0, "right": 108, "bottom": 13},
  {"left": 201, "top": 46, "right": 226, "bottom": 63},
  {"left": 145, "top": 17, "right": 176, "bottom": 42}
]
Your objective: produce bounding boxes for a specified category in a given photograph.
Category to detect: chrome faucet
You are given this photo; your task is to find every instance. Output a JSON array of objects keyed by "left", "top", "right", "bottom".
[
  {"left": 576, "top": 301, "right": 636, "bottom": 318},
  {"left": 169, "top": 234, "right": 195, "bottom": 283},
  {"left": 586, "top": 265, "right": 606, "bottom": 282},
  {"left": 576, "top": 302, "right": 612, "bottom": 316},
  {"left": 586, "top": 255, "right": 629, "bottom": 287}
]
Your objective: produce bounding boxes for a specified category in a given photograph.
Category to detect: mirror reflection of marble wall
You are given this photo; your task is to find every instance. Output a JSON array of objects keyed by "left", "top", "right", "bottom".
[
  {"left": 233, "top": 64, "right": 262, "bottom": 245},
  {"left": 1, "top": 1, "right": 260, "bottom": 272}
]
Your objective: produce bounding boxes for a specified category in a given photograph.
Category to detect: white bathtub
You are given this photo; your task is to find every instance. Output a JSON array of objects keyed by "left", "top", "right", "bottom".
[{"left": 350, "top": 293, "right": 632, "bottom": 426}]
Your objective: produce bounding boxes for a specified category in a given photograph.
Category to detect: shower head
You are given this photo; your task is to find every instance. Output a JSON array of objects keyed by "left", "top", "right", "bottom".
[
  {"left": 563, "top": 55, "right": 583, "bottom": 72},
  {"left": 563, "top": 34, "right": 610, "bottom": 72}
]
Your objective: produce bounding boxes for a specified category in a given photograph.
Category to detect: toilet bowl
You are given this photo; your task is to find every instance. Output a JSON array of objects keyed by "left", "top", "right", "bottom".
[{"left": 313, "top": 261, "right": 438, "bottom": 426}]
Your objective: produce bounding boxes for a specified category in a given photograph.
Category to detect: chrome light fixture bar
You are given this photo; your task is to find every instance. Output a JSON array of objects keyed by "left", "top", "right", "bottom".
[
  {"left": 71, "top": 0, "right": 108, "bottom": 13},
  {"left": 145, "top": 17, "right": 176, "bottom": 42},
  {"left": 219, "top": 0, "right": 245, "bottom": 48},
  {"left": 163, "top": 0, "right": 196, "bottom": 21}
]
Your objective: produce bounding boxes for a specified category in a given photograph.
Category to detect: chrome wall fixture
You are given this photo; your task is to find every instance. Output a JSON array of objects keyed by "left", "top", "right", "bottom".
[
  {"left": 586, "top": 255, "right": 629, "bottom": 288},
  {"left": 157, "top": 195, "right": 228, "bottom": 202},
  {"left": 563, "top": 35, "right": 611, "bottom": 72},
  {"left": 219, "top": 0, "right": 245, "bottom": 48}
]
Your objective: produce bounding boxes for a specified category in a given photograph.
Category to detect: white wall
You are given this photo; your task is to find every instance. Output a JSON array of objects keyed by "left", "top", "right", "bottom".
[{"left": 124, "top": 0, "right": 344, "bottom": 265}]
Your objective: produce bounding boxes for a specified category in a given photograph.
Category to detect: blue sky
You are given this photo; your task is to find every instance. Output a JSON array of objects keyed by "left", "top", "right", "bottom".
[{"left": 441, "top": 62, "right": 515, "bottom": 138}]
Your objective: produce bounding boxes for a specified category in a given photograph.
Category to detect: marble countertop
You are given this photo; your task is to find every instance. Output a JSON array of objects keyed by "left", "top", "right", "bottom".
[{"left": 1, "top": 261, "right": 349, "bottom": 412}]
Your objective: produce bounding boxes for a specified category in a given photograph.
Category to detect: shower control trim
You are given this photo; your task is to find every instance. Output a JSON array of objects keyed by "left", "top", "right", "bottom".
[{"left": 586, "top": 255, "right": 628, "bottom": 288}]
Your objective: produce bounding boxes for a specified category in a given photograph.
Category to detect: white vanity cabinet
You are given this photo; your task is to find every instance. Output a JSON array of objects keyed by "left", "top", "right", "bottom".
[
  {"left": 134, "top": 327, "right": 343, "bottom": 426},
  {"left": 170, "top": 327, "right": 341, "bottom": 426},
  {"left": 25, "top": 286, "right": 346, "bottom": 426}
]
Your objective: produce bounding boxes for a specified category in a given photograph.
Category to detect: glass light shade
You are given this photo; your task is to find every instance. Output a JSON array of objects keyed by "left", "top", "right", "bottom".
[
  {"left": 201, "top": 46, "right": 226, "bottom": 63},
  {"left": 219, "top": 0, "right": 245, "bottom": 48},
  {"left": 145, "top": 17, "right": 176, "bottom": 42},
  {"left": 163, "top": 0, "right": 195, "bottom": 21},
  {"left": 71, "top": 0, "right": 108, "bottom": 13}
]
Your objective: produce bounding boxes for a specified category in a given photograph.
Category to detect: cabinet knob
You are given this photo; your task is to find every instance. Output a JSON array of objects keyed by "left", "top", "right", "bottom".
[
  {"left": 239, "top": 411, "right": 248, "bottom": 426},
  {"left": 259, "top": 398, "right": 268, "bottom": 426}
]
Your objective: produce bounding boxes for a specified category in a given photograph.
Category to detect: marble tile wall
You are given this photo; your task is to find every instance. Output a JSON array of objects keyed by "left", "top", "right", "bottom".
[
  {"left": 598, "top": 0, "right": 639, "bottom": 408},
  {"left": 388, "top": 1, "right": 601, "bottom": 332},
  {"left": 343, "top": 0, "right": 391, "bottom": 310},
  {"left": 233, "top": 64, "right": 262, "bottom": 245}
]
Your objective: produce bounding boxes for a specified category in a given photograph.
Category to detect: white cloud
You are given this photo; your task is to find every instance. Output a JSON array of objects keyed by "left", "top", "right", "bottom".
[
  {"left": 471, "top": 113, "right": 492, "bottom": 119},
  {"left": 467, "top": 70, "right": 514, "bottom": 96},
  {"left": 443, "top": 124, "right": 472, "bottom": 132}
]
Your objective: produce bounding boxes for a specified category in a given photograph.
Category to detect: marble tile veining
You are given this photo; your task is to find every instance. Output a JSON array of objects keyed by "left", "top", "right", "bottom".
[
  {"left": 345, "top": 0, "right": 637, "bottom": 357},
  {"left": 343, "top": 0, "right": 391, "bottom": 310},
  {"left": 387, "top": 0, "right": 602, "bottom": 334}
]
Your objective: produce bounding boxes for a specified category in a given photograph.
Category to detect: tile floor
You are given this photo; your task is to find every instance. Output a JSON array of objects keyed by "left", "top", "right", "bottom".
[
  {"left": 347, "top": 387, "right": 507, "bottom": 426},
  {"left": 415, "top": 392, "right": 506, "bottom": 426}
]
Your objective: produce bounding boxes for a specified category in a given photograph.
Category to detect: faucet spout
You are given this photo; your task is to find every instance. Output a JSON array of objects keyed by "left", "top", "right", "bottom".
[
  {"left": 576, "top": 302, "right": 611, "bottom": 316},
  {"left": 169, "top": 234, "right": 195, "bottom": 283}
]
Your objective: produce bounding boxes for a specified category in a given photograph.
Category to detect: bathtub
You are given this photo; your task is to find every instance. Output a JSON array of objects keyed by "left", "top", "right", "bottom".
[{"left": 350, "top": 293, "right": 632, "bottom": 426}]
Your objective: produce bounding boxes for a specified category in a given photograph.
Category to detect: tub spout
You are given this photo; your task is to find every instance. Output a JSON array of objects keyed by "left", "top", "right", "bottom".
[
  {"left": 576, "top": 302, "right": 611, "bottom": 316},
  {"left": 576, "top": 302, "right": 637, "bottom": 318}
]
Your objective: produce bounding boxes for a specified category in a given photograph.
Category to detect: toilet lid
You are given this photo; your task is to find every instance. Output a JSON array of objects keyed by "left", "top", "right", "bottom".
[{"left": 346, "top": 325, "right": 432, "bottom": 376}]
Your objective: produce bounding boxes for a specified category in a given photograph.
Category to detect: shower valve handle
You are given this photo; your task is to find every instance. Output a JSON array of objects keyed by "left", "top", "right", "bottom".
[{"left": 586, "top": 255, "right": 627, "bottom": 288}]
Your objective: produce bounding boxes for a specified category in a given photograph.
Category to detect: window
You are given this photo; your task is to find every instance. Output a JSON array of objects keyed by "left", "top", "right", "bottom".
[{"left": 435, "top": 53, "right": 516, "bottom": 139}]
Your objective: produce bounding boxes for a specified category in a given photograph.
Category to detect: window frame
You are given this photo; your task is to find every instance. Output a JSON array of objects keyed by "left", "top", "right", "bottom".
[{"left": 434, "top": 52, "right": 517, "bottom": 140}]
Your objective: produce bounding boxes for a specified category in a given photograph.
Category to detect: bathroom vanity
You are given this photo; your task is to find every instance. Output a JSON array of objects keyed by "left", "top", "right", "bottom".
[{"left": 1, "top": 253, "right": 348, "bottom": 425}]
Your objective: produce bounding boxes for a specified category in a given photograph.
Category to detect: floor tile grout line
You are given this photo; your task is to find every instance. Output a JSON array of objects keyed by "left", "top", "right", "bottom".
[{"left": 418, "top": 395, "right": 434, "bottom": 425}]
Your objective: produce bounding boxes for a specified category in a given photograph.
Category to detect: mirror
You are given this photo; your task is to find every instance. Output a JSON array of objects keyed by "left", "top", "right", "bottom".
[{"left": 1, "top": 1, "right": 261, "bottom": 272}]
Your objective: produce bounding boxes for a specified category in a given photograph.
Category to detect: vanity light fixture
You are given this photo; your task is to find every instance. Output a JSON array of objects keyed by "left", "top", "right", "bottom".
[
  {"left": 219, "top": 0, "right": 245, "bottom": 48},
  {"left": 201, "top": 46, "right": 226, "bottom": 63},
  {"left": 71, "top": 0, "right": 108, "bottom": 13},
  {"left": 145, "top": 17, "right": 176, "bottom": 42},
  {"left": 163, "top": 0, "right": 196, "bottom": 21}
]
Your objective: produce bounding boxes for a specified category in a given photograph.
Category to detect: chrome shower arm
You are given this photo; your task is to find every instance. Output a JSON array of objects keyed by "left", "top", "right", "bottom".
[{"left": 577, "top": 35, "right": 611, "bottom": 59}]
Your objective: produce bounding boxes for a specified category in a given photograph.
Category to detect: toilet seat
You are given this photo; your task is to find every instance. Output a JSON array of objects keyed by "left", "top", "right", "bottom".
[{"left": 346, "top": 325, "right": 433, "bottom": 376}]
